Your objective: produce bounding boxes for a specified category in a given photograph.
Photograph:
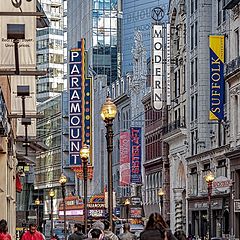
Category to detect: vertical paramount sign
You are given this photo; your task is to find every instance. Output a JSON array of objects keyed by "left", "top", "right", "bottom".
[
  {"left": 152, "top": 25, "right": 164, "bottom": 110},
  {"left": 69, "top": 40, "right": 85, "bottom": 165}
]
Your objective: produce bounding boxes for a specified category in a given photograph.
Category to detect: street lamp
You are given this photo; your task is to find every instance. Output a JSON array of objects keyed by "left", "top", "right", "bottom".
[
  {"left": 80, "top": 144, "right": 90, "bottom": 234},
  {"left": 49, "top": 189, "right": 55, "bottom": 238},
  {"left": 158, "top": 188, "right": 164, "bottom": 216},
  {"left": 101, "top": 97, "right": 117, "bottom": 231},
  {"left": 34, "top": 198, "right": 40, "bottom": 227},
  {"left": 205, "top": 171, "right": 215, "bottom": 240},
  {"left": 124, "top": 199, "right": 130, "bottom": 223},
  {"left": 59, "top": 173, "right": 67, "bottom": 240}
]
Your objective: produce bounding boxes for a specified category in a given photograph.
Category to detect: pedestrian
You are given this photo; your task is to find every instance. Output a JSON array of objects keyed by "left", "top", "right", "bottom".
[
  {"left": 88, "top": 221, "right": 105, "bottom": 239},
  {"left": 0, "top": 219, "right": 11, "bottom": 240},
  {"left": 88, "top": 228, "right": 104, "bottom": 240},
  {"left": 174, "top": 231, "right": 187, "bottom": 240},
  {"left": 140, "top": 212, "right": 177, "bottom": 240},
  {"left": 118, "top": 223, "right": 136, "bottom": 240},
  {"left": 68, "top": 223, "right": 86, "bottom": 240},
  {"left": 21, "top": 224, "right": 44, "bottom": 240},
  {"left": 103, "top": 220, "right": 118, "bottom": 240}
]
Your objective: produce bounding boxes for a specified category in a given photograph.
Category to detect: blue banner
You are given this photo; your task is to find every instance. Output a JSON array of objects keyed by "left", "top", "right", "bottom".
[{"left": 130, "top": 127, "right": 142, "bottom": 184}]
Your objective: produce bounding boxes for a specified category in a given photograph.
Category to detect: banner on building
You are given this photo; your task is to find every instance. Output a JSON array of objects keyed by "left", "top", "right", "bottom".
[
  {"left": 151, "top": 25, "right": 164, "bottom": 110},
  {"left": 209, "top": 35, "right": 224, "bottom": 121},
  {"left": 130, "top": 127, "right": 142, "bottom": 184},
  {"left": 120, "top": 131, "right": 130, "bottom": 186}
]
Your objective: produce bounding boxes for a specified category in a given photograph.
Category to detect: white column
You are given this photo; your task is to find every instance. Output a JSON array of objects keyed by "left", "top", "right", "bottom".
[
  {"left": 230, "top": 94, "right": 236, "bottom": 144},
  {"left": 238, "top": 94, "right": 240, "bottom": 135}
]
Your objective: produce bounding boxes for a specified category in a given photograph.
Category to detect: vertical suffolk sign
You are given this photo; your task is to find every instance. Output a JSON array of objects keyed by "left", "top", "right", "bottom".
[
  {"left": 209, "top": 35, "right": 224, "bottom": 121},
  {"left": 69, "top": 40, "right": 85, "bottom": 165},
  {"left": 152, "top": 25, "right": 164, "bottom": 110}
]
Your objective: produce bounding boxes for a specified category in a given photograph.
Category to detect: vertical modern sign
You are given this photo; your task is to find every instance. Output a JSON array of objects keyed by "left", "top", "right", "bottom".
[
  {"left": 209, "top": 35, "right": 224, "bottom": 121},
  {"left": 152, "top": 25, "right": 164, "bottom": 110},
  {"left": 130, "top": 127, "right": 142, "bottom": 184},
  {"left": 166, "top": 23, "right": 171, "bottom": 105},
  {"left": 69, "top": 40, "right": 85, "bottom": 165}
]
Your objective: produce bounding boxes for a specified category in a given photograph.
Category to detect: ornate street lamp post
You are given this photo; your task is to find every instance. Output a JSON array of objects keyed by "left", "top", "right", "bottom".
[
  {"left": 205, "top": 171, "right": 215, "bottom": 240},
  {"left": 34, "top": 198, "right": 40, "bottom": 227},
  {"left": 59, "top": 174, "right": 67, "bottom": 240},
  {"left": 158, "top": 188, "right": 164, "bottom": 216},
  {"left": 124, "top": 199, "right": 130, "bottom": 223},
  {"left": 101, "top": 97, "right": 117, "bottom": 231},
  {"left": 49, "top": 189, "right": 55, "bottom": 238},
  {"left": 80, "top": 144, "right": 90, "bottom": 234}
]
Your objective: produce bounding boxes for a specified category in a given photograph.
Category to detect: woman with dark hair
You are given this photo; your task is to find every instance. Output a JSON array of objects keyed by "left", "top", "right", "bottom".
[
  {"left": 0, "top": 219, "right": 11, "bottom": 240},
  {"left": 174, "top": 230, "right": 187, "bottom": 240},
  {"left": 140, "top": 213, "right": 177, "bottom": 240}
]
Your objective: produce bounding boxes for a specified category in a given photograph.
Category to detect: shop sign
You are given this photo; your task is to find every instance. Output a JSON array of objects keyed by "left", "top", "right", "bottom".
[
  {"left": 234, "top": 199, "right": 240, "bottom": 212},
  {"left": 212, "top": 176, "right": 232, "bottom": 192}
]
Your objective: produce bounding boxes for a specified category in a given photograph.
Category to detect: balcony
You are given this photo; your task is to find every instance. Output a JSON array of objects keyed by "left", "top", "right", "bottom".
[
  {"left": 162, "top": 118, "right": 186, "bottom": 135},
  {"left": 225, "top": 56, "right": 240, "bottom": 77},
  {"left": 223, "top": 0, "right": 240, "bottom": 9}
]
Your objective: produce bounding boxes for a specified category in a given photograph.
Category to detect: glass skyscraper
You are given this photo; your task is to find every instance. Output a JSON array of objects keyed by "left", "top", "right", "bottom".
[
  {"left": 68, "top": 0, "right": 121, "bottom": 85},
  {"left": 122, "top": 0, "right": 169, "bottom": 76}
]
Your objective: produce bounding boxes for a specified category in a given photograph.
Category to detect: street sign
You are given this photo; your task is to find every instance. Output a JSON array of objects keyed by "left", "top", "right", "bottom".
[
  {"left": 234, "top": 199, "right": 240, "bottom": 212},
  {"left": 212, "top": 176, "right": 232, "bottom": 192}
]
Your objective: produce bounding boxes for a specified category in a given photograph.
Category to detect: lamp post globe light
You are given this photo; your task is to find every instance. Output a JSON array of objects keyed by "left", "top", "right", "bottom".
[
  {"left": 49, "top": 189, "right": 55, "bottom": 238},
  {"left": 59, "top": 174, "right": 67, "bottom": 240},
  {"left": 158, "top": 188, "right": 164, "bottom": 216},
  {"left": 205, "top": 171, "right": 215, "bottom": 240},
  {"left": 34, "top": 198, "right": 40, "bottom": 227},
  {"left": 124, "top": 198, "right": 130, "bottom": 223},
  {"left": 101, "top": 97, "right": 117, "bottom": 231},
  {"left": 80, "top": 144, "right": 90, "bottom": 234}
]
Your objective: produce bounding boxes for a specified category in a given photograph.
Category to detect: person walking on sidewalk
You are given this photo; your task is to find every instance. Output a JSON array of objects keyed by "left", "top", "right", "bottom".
[
  {"left": 68, "top": 223, "right": 86, "bottom": 240},
  {"left": 0, "top": 219, "right": 11, "bottom": 240},
  {"left": 118, "top": 223, "right": 136, "bottom": 240},
  {"left": 140, "top": 213, "right": 177, "bottom": 240},
  {"left": 21, "top": 224, "right": 44, "bottom": 240}
]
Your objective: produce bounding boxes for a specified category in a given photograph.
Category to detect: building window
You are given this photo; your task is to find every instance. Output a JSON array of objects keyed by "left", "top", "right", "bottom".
[
  {"left": 195, "top": 58, "right": 198, "bottom": 83},
  {"left": 190, "top": 167, "right": 198, "bottom": 195},
  {"left": 191, "top": 0, "right": 194, "bottom": 14},
  {"left": 195, "top": 21, "right": 198, "bottom": 47},
  {"left": 218, "top": 0, "right": 222, "bottom": 25},
  {"left": 195, "top": 129, "right": 198, "bottom": 154},
  {"left": 191, "top": 60, "right": 194, "bottom": 85},
  {"left": 191, "top": 131, "right": 194, "bottom": 155},
  {"left": 216, "top": 160, "right": 227, "bottom": 177},
  {"left": 178, "top": 69, "right": 180, "bottom": 96},
  {"left": 175, "top": 71, "right": 178, "bottom": 98},
  {"left": 202, "top": 164, "right": 210, "bottom": 192},
  {"left": 183, "top": 65, "right": 186, "bottom": 92},
  {"left": 235, "top": 28, "right": 239, "bottom": 58},
  {"left": 195, "top": 94, "right": 198, "bottom": 120},
  {"left": 191, "top": 96, "right": 194, "bottom": 121},
  {"left": 223, "top": 0, "right": 226, "bottom": 21},
  {"left": 191, "top": 24, "right": 194, "bottom": 50}
]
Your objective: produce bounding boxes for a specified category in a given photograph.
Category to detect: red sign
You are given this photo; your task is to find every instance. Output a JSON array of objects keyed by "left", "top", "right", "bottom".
[
  {"left": 71, "top": 165, "right": 93, "bottom": 180},
  {"left": 120, "top": 132, "right": 130, "bottom": 186}
]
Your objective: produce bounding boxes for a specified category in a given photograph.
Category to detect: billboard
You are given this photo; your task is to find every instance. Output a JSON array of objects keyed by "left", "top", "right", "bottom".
[
  {"left": 209, "top": 35, "right": 224, "bottom": 121},
  {"left": 130, "top": 127, "right": 142, "bottom": 184},
  {"left": 166, "top": 23, "right": 171, "bottom": 105},
  {"left": 152, "top": 25, "right": 164, "bottom": 110},
  {"left": 0, "top": 1, "right": 36, "bottom": 69},
  {"left": 120, "top": 131, "right": 130, "bottom": 186}
]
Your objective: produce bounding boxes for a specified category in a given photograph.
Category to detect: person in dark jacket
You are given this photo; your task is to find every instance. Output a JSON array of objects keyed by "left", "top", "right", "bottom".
[
  {"left": 68, "top": 223, "right": 86, "bottom": 240},
  {"left": 174, "top": 230, "right": 186, "bottom": 240},
  {"left": 140, "top": 212, "right": 177, "bottom": 240}
]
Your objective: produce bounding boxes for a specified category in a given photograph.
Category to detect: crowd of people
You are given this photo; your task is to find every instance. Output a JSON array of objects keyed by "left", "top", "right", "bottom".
[{"left": 0, "top": 212, "right": 188, "bottom": 240}]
